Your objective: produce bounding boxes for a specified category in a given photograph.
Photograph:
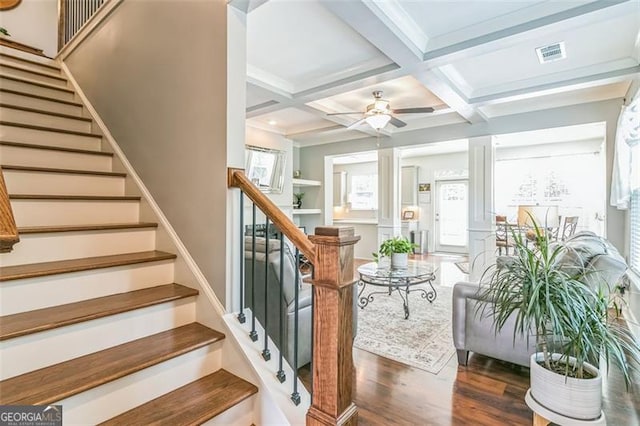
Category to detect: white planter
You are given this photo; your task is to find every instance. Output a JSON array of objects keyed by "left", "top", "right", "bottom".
[
  {"left": 391, "top": 253, "right": 408, "bottom": 269},
  {"left": 529, "top": 352, "right": 602, "bottom": 420}
]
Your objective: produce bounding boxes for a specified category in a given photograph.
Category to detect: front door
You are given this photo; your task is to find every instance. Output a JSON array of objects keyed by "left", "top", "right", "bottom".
[{"left": 435, "top": 180, "right": 469, "bottom": 253}]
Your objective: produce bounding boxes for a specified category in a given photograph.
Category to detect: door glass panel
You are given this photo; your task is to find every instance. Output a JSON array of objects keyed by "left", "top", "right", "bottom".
[{"left": 438, "top": 182, "right": 468, "bottom": 247}]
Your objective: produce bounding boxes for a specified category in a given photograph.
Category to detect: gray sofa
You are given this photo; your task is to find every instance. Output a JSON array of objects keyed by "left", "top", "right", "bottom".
[
  {"left": 244, "top": 237, "right": 313, "bottom": 367},
  {"left": 453, "top": 231, "right": 628, "bottom": 367}
]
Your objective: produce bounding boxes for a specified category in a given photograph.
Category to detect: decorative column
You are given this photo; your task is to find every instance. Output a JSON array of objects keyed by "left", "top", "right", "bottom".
[
  {"left": 307, "top": 226, "right": 361, "bottom": 426},
  {"left": 468, "top": 136, "right": 495, "bottom": 281},
  {"left": 377, "top": 148, "right": 401, "bottom": 245}
]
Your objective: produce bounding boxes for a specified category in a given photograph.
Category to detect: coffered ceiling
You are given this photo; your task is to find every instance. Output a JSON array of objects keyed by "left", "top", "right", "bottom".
[{"left": 239, "top": 0, "right": 639, "bottom": 146}]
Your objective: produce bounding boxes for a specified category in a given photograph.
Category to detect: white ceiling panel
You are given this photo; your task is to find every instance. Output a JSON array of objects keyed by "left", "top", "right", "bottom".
[
  {"left": 479, "top": 81, "right": 631, "bottom": 118},
  {"left": 248, "top": 107, "right": 337, "bottom": 135},
  {"left": 247, "top": 0, "right": 393, "bottom": 93},
  {"left": 444, "top": 12, "right": 639, "bottom": 97},
  {"left": 246, "top": 83, "right": 278, "bottom": 109}
]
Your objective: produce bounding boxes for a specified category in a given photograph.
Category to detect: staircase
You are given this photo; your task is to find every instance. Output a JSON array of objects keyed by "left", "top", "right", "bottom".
[{"left": 0, "top": 46, "right": 257, "bottom": 425}]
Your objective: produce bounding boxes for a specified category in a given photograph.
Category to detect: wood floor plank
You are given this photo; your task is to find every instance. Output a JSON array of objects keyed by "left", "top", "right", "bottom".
[
  {"left": 99, "top": 369, "right": 258, "bottom": 426},
  {"left": 18, "top": 222, "right": 158, "bottom": 234},
  {"left": 0, "top": 250, "right": 176, "bottom": 281},
  {"left": 0, "top": 323, "right": 224, "bottom": 405},
  {"left": 0, "top": 283, "right": 198, "bottom": 340}
]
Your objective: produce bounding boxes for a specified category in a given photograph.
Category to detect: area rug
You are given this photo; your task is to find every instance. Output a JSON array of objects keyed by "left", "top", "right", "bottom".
[
  {"left": 354, "top": 283, "right": 455, "bottom": 374},
  {"left": 455, "top": 261, "right": 469, "bottom": 274}
]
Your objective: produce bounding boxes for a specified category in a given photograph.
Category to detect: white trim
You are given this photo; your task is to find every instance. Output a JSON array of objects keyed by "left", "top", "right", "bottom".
[
  {"left": 56, "top": 0, "right": 124, "bottom": 61},
  {"left": 59, "top": 62, "right": 226, "bottom": 316}
]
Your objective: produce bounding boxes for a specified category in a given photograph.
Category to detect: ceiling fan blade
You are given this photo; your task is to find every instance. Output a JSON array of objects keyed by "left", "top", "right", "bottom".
[
  {"left": 327, "top": 112, "right": 363, "bottom": 116},
  {"left": 391, "top": 107, "right": 435, "bottom": 114},
  {"left": 389, "top": 116, "right": 407, "bottom": 128},
  {"left": 347, "top": 118, "right": 366, "bottom": 129}
]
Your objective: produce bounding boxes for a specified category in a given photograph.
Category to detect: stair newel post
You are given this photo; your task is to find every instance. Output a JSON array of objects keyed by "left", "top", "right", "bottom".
[{"left": 307, "top": 226, "right": 360, "bottom": 426}]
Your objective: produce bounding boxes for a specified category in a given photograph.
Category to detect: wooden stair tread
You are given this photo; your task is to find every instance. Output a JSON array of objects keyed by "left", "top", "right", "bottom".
[
  {"left": 0, "top": 140, "right": 112, "bottom": 156},
  {"left": 0, "top": 62, "right": 67, "bottom": 81},
  {"left": 2, "top": 165, "right": 126, "bottom": 177},
  {"left": 0, "top": 283, "right": 198, "bottom": 341},
  {"left": 0, "top": 52, "right": 61, "bottom": 71},
  {"left": 0, "top": 121, "right": 102, "bottom": 138},
  {"left": 0, "top": 88, "right": 83, "bottom": 107},
  {"left": 0, "top": 74, "right": 74, "bottom": 93},
  {"left": 9, "top": 194, "right": 140, "bottom": 200},
  {"left": 0, "top": 74, "right": 73, "bottom": 92},
  {"left": 0, "top": 323, "right": 225, "bottom": 405},
  {"left": 18, "top": 222, "right": 158, "bottom": 234},
  {"left": 99, "top": 369, "right": 258, "bottom": 426},
  {"left": 0, "top": 250, "right": 176, "bottom": 281},
  {"left": 0, "top": 103, "right": 92, "bottom": 121}
]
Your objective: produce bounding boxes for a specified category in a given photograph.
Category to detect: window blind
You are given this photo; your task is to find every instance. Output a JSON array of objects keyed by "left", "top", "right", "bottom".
[{"left": 631, "top": 188, "right": 640, "bottom": 274}]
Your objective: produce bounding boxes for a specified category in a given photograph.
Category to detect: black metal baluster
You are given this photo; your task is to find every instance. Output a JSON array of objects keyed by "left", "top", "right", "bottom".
[
  {"left": 262, "top": 219, "right": 271, "bottom": 361},
  {"left": 249, "top": 203, "right": 258, "bottom": 342},
  {"left": 291, "top": 247, "right": 301, "bottom": 405},
  {"left": 276, "top": 234, "right": 286, "bottom": 382},
  {"left": 237, "top": 191, "right": 246, "bottom": 323}
]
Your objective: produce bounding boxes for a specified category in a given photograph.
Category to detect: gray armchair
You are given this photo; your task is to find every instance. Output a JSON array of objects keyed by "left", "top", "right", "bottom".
[
  {"left": 244, "top": 237, "right": 312, "bottom": 367},
  {"left": 453, "top": 231, "right": 628, "bottom": 367}
]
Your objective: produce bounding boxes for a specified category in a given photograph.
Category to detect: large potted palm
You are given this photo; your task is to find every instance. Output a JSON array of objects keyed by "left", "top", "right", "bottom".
[{"left": 479, "top": 221, "right": 639, "bottom": 420}]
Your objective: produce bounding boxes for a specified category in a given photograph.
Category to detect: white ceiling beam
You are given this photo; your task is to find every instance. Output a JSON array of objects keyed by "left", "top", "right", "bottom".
[{"left": 469, "top": 65, "right": 640, "bottom": 106}]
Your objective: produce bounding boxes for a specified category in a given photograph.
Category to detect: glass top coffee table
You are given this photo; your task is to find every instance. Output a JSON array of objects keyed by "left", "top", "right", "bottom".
[{"left": 357, "top": 261, "right": 438, "bottom": 319}]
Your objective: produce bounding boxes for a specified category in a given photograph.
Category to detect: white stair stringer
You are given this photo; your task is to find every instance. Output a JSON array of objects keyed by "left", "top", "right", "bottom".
[
  {"left": 1, "top": 298, "right": 197, "bottom": 380},
  {"left": 0, "top": 228, "right": 156, "bottom": 267},
  {"left": 1, "top": 261, "right": 175, "bottom": 316}
]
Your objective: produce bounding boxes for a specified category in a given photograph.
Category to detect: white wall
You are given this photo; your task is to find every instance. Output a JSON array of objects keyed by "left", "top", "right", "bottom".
[
  {"left": 64, "top": 0, "right": 231, "bottom": 304},
  {"left": 1, "top": 0, "right": 58, "bottom": 57},
  {"left": 402, "top": 151, "right": 469, "bottom": 253}
]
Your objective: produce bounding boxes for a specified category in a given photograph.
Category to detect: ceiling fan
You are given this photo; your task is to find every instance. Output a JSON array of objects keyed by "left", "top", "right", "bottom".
[{"left": 327, "top": 90, "right": 435, "bottom": 130}]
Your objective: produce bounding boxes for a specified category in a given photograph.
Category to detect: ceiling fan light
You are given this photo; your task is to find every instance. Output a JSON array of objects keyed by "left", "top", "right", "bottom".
[
  {"left": 365, "top": 113, "right": 391, "bottom": 130},
  {"left": 373, "top": 99, "right": 389, "bottom": 112}
]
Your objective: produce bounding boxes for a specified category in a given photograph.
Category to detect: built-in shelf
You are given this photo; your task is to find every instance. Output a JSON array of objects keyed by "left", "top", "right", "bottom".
[
  {"left": 292, "top": 178, "right": 321, "bottom": 187},
  {"left": 292, "top": 208, "right": 322, "bottom": 215}
]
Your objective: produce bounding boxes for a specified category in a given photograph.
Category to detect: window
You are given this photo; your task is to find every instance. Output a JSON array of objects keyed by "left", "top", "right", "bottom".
[
  {"left": 349, "top": 174, "right": 377, "bottom": 210},
  {"left": 245, "top": 145, "right": 286, "bottom": 194},
  {"left": 630, "top": 143, "right": 640, "bottom": 274}
]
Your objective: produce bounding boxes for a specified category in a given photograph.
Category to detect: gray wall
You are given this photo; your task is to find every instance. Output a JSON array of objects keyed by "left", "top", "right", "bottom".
[
  {"left": 299, "top": 99, "right": 627, "bottom": 252},
  {"left": 65, "top": 0, "right": 230, "bottom": 303}
]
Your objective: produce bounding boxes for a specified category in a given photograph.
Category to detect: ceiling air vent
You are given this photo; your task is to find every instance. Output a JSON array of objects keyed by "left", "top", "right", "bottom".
[{"left": 536, "top": 42, "right": 566, "bottom": 64}]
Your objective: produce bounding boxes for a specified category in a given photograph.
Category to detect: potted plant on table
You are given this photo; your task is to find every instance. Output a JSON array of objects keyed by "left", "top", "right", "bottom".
[
  {"left": 479, "top": 221, "right": 639, "bottom": 420},
  {"left": 373, "top": 236, "right": 417, "bottom": 269}
]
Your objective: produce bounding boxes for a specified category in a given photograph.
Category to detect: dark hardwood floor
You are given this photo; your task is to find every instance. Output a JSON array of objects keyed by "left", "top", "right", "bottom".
[{"left": 300, "top": 253, "right": 640, "bottom": 425}]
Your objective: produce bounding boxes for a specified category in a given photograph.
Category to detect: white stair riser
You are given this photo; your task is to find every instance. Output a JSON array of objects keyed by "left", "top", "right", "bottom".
[
  {"left": 0, "top": 77, "right": 75, "bottom": 101},
  {"left": 202, "top": 396, "right": 255, "bottom": 426},
  {"left": 0, "top": 47, "right": 60, "bottom": 70},
  {"left": 0, "top": 124, "right": 102, "bottom": 151},
  {"left": 0, "top": 64, "right": 68, "bottom": 87},
  {"left": 0, "top": 299, "right": 196, "bottom": 380},
  {"left": 0, "top": 145, "right": 112, "bottom": 172},
  {"left": 56, "top": 345, "right": 223, "bottom": 425},
  {"left": 0, "top": 91, "right": 83, "bottom": 116},
  {"left": 0, "top": 106, "right": 92, "bottom": 133},
  {"left": 12, "top": 199, "right": 140, "bottom": 227},
  {"left": 4, "top": 170, "right": 125, "bottom": 196},
  {"left": 1, "top": 261, "right": 175, "bottom": 315},
  {"left": 0, "top": 228, "right": 155, "bottom": 267}
]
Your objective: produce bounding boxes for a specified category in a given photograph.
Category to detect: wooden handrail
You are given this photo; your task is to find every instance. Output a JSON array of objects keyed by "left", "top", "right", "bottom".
[
  {"left": 0, "top": 170, "right": 19, "bottom": 253},
  {"left": 227, "top": 168, "right": 316, "bottom": 263}
]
